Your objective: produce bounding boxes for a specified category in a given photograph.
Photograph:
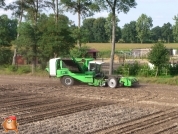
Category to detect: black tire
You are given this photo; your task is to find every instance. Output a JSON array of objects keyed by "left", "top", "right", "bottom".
[
  {"left": 61, "top": 76, "right": 74, "bottom": 86},
  {"left": 107, "top": 77, "right": 118, "bottom": 88}
]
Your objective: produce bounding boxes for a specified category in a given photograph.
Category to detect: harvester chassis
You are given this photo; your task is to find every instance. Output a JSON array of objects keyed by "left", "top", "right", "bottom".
[{"left": 46, "top": 57, "right": 139, "bottom": 88}]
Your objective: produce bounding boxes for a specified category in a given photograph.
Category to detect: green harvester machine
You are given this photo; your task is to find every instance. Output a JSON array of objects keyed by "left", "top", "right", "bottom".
[{"left": 46, "top": 57, "right": 138, "bottom": 88}]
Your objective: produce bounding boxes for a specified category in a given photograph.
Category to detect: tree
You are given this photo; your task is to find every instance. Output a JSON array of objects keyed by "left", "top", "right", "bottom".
[
  {"left": 150, "top": 26, "right": 162, "bottom": 43},
  {"left": 136, "top": 14, "right": 153, "bottom": 43},
  {"left": 22, "top": 0, "right": 46, "bottom": 72},
  {"left": 14, "top": 22, "right": 38, "bottom": 64},
  {"left": 38, "top": 14, "right": 75, "bottom": 59},
  {"left": 95, "top": 0, "right": 137, "bottom": 75},
  {"left": 61, "top": 0, "right": 100, "bottom": 47},
  {"left": 81, "top": 18, "right": 96, "bottom": 42},
  {"left": 70, "top": 45, "right": 90, "bottom": 58},
  {"left": 93, "top": 17, "right": 108, "bottom": 42},
  {"left": 121, "top": 23, "right": 129, "bottom": 42},
  {"left": 104, "top": 13, "right": 120, "bottom": 42},
  {"left": 161, "top": 22, "right": 173, "bottom": 43},
  {"left": 0, "top": 15, "right": 17, "bottom": 65},
  {"left": 148, "top": 42, "right": 170, "bottom": 77},
  {"left": 121, "top": 21, "right": 137, "bottom": 43},
  {"left": 5, "top": 0, "right": 28, "bottom": 25},
  {"left": 173, "top": 15, "right": 178, "bottom": 42},
  {"left": 44, "top": 0, "right": 63, "bottom": 24},
  {"left": 0, "top": 48, "right": 12, "bottom": 64},
  {"left": 115, "top": 26, "right": 122, "bottom": 43},
  {"left": 0, "top": 0, "right": 5, "bottom": 8},
  {"left": 0, "top": 15, "right": 17, "bottom": 47},
  {"left": 5, "top": 0, "right": 29, "bottom": 65}
]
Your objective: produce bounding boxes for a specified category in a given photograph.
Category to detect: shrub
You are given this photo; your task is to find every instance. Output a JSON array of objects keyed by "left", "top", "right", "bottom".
[
  {"left": 0, "top": 48, "right": 13, "bottom": 64},
  {"left": 17, "top": 65, "right": 31, "bottom": 74},
  {"left": 116, "top": 62, "right": 141, "bottom": 76},
  {"left": 8, "top": 65, "right": 18, "bottom": 72},
  {"left": 70, "top": 45, "right": 91, "bottom": 58}
]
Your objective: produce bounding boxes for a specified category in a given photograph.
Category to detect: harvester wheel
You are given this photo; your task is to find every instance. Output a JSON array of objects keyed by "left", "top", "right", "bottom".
[
  {"left": 107, "top": 77, "right": 118, "bottom": 88},
  {"left": 61, "top": 76, "right": 74, "bottom": 86}
]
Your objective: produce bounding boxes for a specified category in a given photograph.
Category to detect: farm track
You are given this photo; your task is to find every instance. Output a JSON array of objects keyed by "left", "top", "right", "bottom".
[{"left": 1, "top": 75, "right": 178, "bottom": 133}]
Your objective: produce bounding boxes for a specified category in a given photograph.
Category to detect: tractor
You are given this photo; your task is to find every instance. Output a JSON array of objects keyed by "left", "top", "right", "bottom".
[{"left": 46, "top": 57, "right": 138, "bottom": 88}]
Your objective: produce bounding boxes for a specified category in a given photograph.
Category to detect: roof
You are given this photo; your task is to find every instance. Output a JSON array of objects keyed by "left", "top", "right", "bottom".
[
  {"left": 87, "top": 48, "right": 99, "bottom": 53},
  {"left": 89, "top": 61, "right": 104, "bottom": 65}
]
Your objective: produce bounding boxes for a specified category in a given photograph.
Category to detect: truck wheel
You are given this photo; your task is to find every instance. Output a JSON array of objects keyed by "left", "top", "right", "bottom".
[
  {"left": 61, "top": 76, "right": 74, "bottom": 86},
  {"left": 107, "top": 77, "right": 118, "bottom": 88}
]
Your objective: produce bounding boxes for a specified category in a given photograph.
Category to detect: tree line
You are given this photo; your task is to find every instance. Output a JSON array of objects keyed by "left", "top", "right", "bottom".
[
  {"left": 81, "top": 14, "right": 178, "bottom": 44},
  {"left": 0, "top": 0, "right": 178, "bottom": 74}
]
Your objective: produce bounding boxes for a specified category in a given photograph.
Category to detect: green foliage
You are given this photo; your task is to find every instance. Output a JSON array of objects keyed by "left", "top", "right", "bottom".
[
  {"left": 70, "top": 45, "right": 91, "bottom": 58},
  {"left": 8, "top": 65, "right": 18, "bottom": 72},
  {"left": 17, "top": 66, "right": 31, "bottom": 74},
  {"left": 82, "top": 16, "right": 121, "bottom": 43},
  {"left": 148, "top": 42, "right": 170, "bottom": 76},
  {"left": 61, "top": 0, "right": 100, "bottom": 47},
  {"left": 116, "top": 62, "right": 178, "bottom": 77},
  {"left": 0, "top": 48, "right": 13, "bottom": 64},
  {"left": 8, "top": 65, "right": 31, "bottom": 74},
  {"left": 161, "top": 23, "right": 173, "bottom": 43},
  {"left": 150, "top": 26, "right": 162, "bottom": 43},
  {"left": 0, "top": 15, "right": 17, "bottom": 47},
  {"left": 5, "top": 0, "right": 29, "bottom": 19},
  {"left": 38, "top": 14, "right": 75, "bottom": 59},
  {"left": 122, "top": 21, "right": 137, "bottom": 43},
  {"left": 96, "top": 0, "right": 137, "bottom": 14},
  {"left": 14, "top": 22, "right": 37, "bottom": 60},
  {"left": 173, "top": 15, "right": 178, "bottom": 42},
  {"left": 81, "top": 18, "right": 96, "bottom": 43},
  {"left": 96, "top": 0, "right": 137, "bottom": 75},
  {"left": 116, "top": 62, "right": 141, "bottom": 76},
  {"left": 0, "top": 0, "right": 5, "bottom": 8},
  {"left": 72, "top": 25, "right": 89, "bottom": 44},
  {"left": 61, "top": 0, "right": 100, "bottom": 18},
  {"left": 93, "top": 17, "right": 109, "bottom": 42},
  {"left": 136, "top": 14, "right": 153, "bottom": 43},
  {"left": 14, "top": 14, "right": 75, "bottom": 66},
  {"left": 104, "top": 13, "right": 121, "bottom": 42},
  {"left": 167, "top": 64, "right": 178, "bottom": 76}
]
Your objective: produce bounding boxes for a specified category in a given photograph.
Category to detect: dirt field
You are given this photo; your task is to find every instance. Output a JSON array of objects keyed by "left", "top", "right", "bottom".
[{"left": 0, "top": 75, "right": 178, "bottom": 134}]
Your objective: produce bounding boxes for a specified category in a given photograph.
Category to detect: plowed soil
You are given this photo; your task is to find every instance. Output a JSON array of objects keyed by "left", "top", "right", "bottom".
[{"left": 0, "top": 75, "right": 178, "bottom": 134}]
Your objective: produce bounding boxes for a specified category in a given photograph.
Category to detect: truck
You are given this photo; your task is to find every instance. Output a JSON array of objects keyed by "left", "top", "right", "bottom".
[{"left": 46, "top": 57, "right": 138, "bottom": 88}]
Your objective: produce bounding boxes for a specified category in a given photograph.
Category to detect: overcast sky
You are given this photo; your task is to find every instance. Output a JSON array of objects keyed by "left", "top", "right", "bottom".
[{"left": 0, "top": 0, "right": 178, "bottom": 28}]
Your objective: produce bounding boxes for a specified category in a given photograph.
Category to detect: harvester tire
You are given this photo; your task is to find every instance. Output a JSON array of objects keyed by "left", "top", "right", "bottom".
[
  {"left": 61, "top": 76, "right": 74, "bottom": 86},
  {"left": 107, "top": 77, "right": 118, "bottom": 88}
]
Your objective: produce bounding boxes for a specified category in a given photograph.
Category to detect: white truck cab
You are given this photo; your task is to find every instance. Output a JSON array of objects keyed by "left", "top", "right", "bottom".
[{"left": 48, "top": 58, "right": 60, "bottom": 76}]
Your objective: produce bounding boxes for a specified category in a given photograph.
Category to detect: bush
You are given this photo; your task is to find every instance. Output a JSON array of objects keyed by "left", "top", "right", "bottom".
[
  {"left": 17, "top": 66, "right": 31, "bottom": 74},
  {"left": 116, "top": 62, "right": 141, "bottom": 76},
  {"left": 8, "top": 65, "right": 18, "bottom": 72},
  {"left": 70, "top": 45, "right": 91, "bottom": 58},
  {"left": 0, "top": 48, "right": 13, "bottom": 64},
  {"left": 167, "top": 64, "right": 178, "bottom": 76},
  {"left": 8, "top": 65, "right": 31, "bottom": 74}
]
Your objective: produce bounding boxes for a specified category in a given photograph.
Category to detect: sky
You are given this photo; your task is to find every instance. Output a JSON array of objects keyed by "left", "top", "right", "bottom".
[{"left": 0, "top": 0, "right": 178, "bottom": 28}]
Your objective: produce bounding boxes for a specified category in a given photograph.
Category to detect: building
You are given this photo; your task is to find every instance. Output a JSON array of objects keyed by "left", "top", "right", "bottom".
[
  {"left": 131, "top": 48, "right": 151, "bottom": 58},
  {"left": 87, "top": 48, "right": 99, "bottom": 59}
]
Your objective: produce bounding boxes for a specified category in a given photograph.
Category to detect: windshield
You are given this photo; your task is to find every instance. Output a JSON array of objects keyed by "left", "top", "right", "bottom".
[{"left": 89, "top": 63, "right": 101, "bottom": 73}]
